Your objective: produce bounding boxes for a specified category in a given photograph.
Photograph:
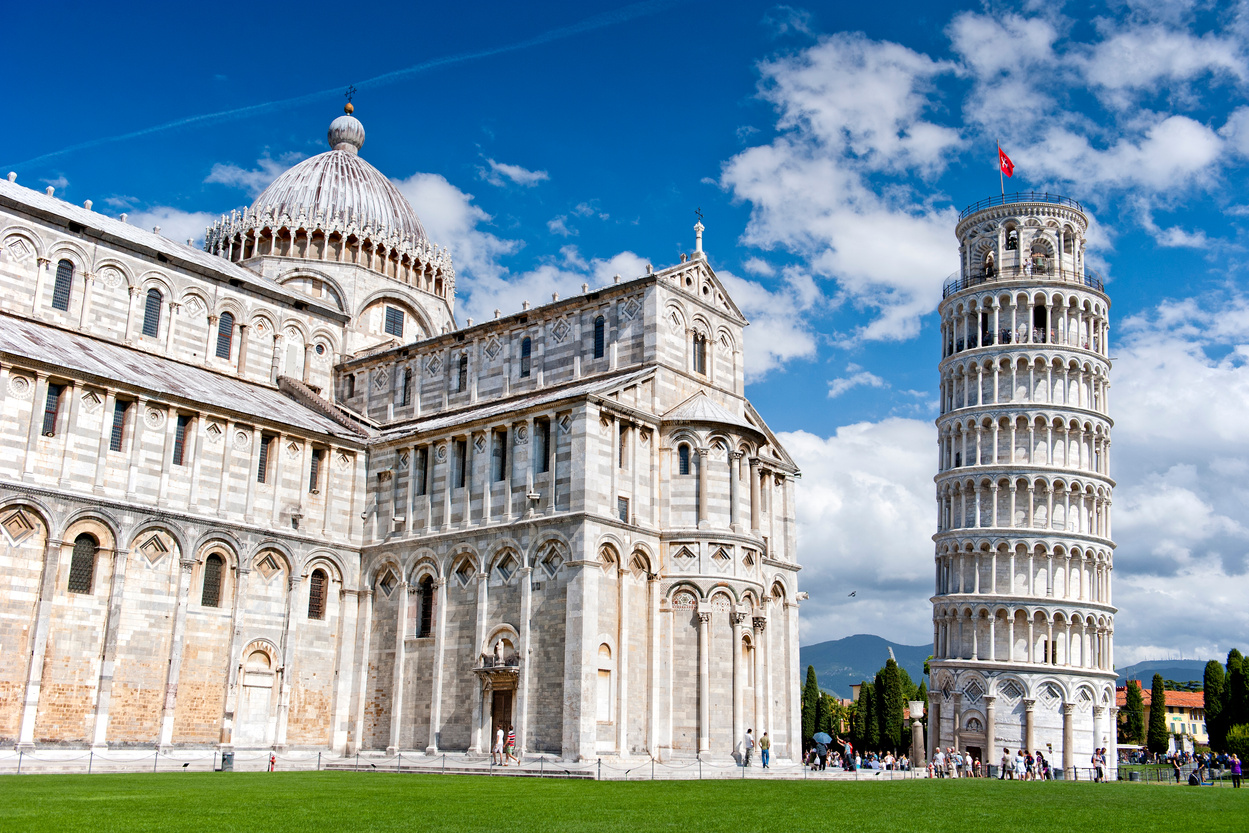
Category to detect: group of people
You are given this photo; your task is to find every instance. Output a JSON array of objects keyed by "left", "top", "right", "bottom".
[
  {"left": 998, "top": 748, "right": 1053, "bottom": 780},
  {"left": 740, "top": 729, "right": 772, "bottom": 768},
  {"left": 491, "top": 724, "right": 519, "bottom": 766},
  {"left": 931, "top": 747, "right": 979, "bottom": 778},
  {"left": 803, "top": 737, "right": 909, "bottom": 773}
]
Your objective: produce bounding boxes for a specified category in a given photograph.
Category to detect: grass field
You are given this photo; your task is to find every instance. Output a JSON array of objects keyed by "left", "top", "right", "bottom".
[{"left": 0, "top": 772, "right": 1245, "bottom": 832}]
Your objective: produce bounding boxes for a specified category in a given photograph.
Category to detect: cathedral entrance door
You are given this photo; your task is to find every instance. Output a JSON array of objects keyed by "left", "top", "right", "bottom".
[
  {"left": 491, "top": 690, "right": 514, "bottom": 741},
  {"left": 237, "top": 648, "right": 275, "bottom": 747}
]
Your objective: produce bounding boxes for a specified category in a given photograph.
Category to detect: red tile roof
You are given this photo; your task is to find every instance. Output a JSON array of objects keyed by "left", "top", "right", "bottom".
[{"left": 1115, "top": 684, "right": 1205, "bottom": 710}]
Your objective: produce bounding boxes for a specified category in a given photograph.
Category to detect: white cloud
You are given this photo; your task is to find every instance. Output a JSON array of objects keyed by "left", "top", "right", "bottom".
[
  {"left": 478, "top": 158, "right": 549, "bottom": 187},
  {"left": 205, "top": 153, "right": 302, "bottom": 196},
  {"left": 827, "top": 366, "right": 887, "bottom": 398},
  {"left": 721, "top": 32, "right": 962, "bottom": 343},
  {"left": 781, "top": 419, "right": 937, "bottom": 646},
  {"left": 547, "top": 215, "right": 575, "bottom": 237},
  {"left": 392, "top": 172, "right": 521, "bottom": 286},
  {"left": 763, "top": 5, "right": 813, "bottom": 38},
  {"left": 128, "top": 207, "right": 217, "bottom": 247},
  {"left": 392, "top": 170, "right": 647, "bottom": 324},
  {"left": 1079, "top": 26, "right": 1247, "bottom": 103},
  {"left": 742, "top": 257, "right": 775, "bottom": 277},
  {"left": 41, "top": 174, "right": 70, "bottom": 191},
  {"left": 717, "top": 265, "right": 821, "bottom": 380}
]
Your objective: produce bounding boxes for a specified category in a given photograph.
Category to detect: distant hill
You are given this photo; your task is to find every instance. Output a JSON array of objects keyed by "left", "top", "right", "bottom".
[
  {"left": 800, "top": 635, "right": 931, "bottom": 699},
  {"left": 1116, "top": 659, "right": 1213, "bottom": 688}
]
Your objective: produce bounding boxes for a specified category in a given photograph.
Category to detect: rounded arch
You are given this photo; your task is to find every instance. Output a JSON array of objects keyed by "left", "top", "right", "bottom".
[
  {"left": 405, "top": 548, "right": 441, "bottom": 584},
  {"left": 355, "top": 290, "right": 435, "bottom": 338},
  {"left": 47, "top": 239, "right": 91, "bottom": 271},
  {"left": 302, "top": 549, "right": 347, "bottom": 583},
  {"left": 136, "top": 269, "right": 175, "bottom": 298},
  {"left": 0, "top": 223, "right": 45, "bottom": 260},
  {"left": 59, "top": 507, "right": 123, "bottom": 550},
  {"left": 276, "top": 267, "right": 349, "bottom": 313},
  {"left": 248, "top": 539, "right": 297, "bottom": 573},
  {"left": 667, "top": 581, "right": 704, "bottom": 605}
]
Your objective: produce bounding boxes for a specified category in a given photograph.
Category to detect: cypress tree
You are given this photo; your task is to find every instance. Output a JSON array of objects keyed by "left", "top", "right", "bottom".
[
  {"left": 1204, "top": 659, "right": 1226, "bottom": 750},
  {"left": 851, "top": 683, "right": 868, "bottom": 750},
  {"left": 873, "top": 671, "right": 887, "bottom": 751},
  {"left": 801, "top": 665, "right": 819, "bottom": 748},
  {"left": 882, "top": 659, "right": 904, "bottom": 750},
  {"left": 1123, "top": 679, "right": 1145, "bottom": 744},
  {"left": 863, "top": 681, "right": 880, "bottom": 750},
  {"left": 1227, "top": 650, "right": 1249, "bottom": 728},
  {"left": 814, "top": 687, "right": 829, "bottom": 738},
  {"left": 818, "top": 693, "right": 838, "bottom": 737},
  {"left": 1146, "top": 674, "right": 1169, "bottom": 755}
]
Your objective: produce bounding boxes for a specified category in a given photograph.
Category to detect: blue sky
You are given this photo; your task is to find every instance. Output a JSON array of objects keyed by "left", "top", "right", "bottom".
[{"left": 8, "top": 0, "right": 1249, "bottom": 663}]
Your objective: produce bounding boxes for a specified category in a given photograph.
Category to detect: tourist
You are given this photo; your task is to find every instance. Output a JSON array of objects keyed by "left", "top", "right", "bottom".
[
  {"left": 743, "top": 729, "right": 755, "bottom": 767},
  {"left": 759, "top": 732, "right": 771, "bottom": 769},
  {"left": 493, "top": 726, "right": 504, "bottom": 766},
  {"left": 933, "top": 746, "right": 945, "bottom": 778},
  {"left": 814, "top": 739, "right": 829, "bottom": 771},
  {"left": 962, "top": 750, "right": 974, "bottom": 778},
  {"left": 505, "top": 725, "right": 519, "bottom": 766},
  {"left": 1013, "top": 749, "right": 1026, "bottom": 780},
  {"left": 1001, "top": 748, "right": 1011, "bottom": 780},
  {"left": 1230, "top": 754, "right": 1242, "bottom": 788},
  {"left": 1171, "top": 756, "right": 1182, "bottom": 784}
]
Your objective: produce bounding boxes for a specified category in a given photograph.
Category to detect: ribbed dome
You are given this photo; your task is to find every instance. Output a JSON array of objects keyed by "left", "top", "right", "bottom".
[{"left": 250, "top": 111, "right": 426, "bottom": 244}]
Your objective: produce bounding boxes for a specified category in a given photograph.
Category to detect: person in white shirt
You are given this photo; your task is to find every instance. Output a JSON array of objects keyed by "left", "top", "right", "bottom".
[{"left": 743, "top": 729, "right": 755, "bottom": 767}]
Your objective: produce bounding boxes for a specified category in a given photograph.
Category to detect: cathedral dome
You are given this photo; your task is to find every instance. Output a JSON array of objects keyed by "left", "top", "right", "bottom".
[{"left": 249, "top": 107, "right": 426, "bottom": 244}]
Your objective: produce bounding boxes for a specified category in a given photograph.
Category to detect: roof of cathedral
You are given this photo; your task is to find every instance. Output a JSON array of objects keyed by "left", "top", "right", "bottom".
[
  {"left": 249, "top": 107, "right": 427, "bottom": 245},
  {"left": 0, "top": 313, "right": 363, "bottom": 441},
  {"left": 0, "top": 177, "right": 343, "bottom": 319},
  {"left": 664, "top": 390, "right": 762, "bottom": 436}
]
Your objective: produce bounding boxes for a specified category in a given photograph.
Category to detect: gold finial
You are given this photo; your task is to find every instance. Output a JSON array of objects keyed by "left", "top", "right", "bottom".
[{"left": 344, "top": 101, "right": 354, "bottom": 114}]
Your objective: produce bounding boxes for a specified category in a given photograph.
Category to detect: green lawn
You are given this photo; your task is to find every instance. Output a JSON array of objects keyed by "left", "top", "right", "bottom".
[{"left": 0, "top": 772, "right": 1245, "bottom": 832}]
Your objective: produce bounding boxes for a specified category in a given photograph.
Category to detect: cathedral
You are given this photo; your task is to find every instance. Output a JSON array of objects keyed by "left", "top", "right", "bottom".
[{"left": 0, "top": 106, "right": 801, "bottom": 762}]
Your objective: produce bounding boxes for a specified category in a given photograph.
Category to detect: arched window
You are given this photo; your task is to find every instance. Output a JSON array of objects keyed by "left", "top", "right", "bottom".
[
  {"left": 457, "top": 354, "right": 468, "bottom": 392},
  {"left": 67, "top": 533, "right": 98, "bottom": 594},
  {"left": 593, "top": 315, "right": 606, "bottom": 359},
  {"left": 1005, "top": 228, "right": 1019, "bottom": 251},
  {"left": 596, "top": 643, "right": 613, "bottom": 722},
  {"left": 520, "top": 337, "right": 532, "bottom": 378},
  {"left": 418, "top": 575, "right": 434, "bottom": 638},
  {"left": 51, "top": 259, "right": 74, "bottom": 311},
  {"left": 142, "top": 288, "right": 163, "bottom": 338},
  {"left": 308, "top": 568, "right": 327, "bottom": 620},
  {"left": 216, "top": 311, "right": 235, "bottom": 359},
  {"left": 201, "top": 553, "right": 224, "bottom": 607},
  {"left": 692, "top": 332, "right": 707, "bottom": 375},
  {"left": 678, "top": 444, "right": 691, "bottom": 476}
]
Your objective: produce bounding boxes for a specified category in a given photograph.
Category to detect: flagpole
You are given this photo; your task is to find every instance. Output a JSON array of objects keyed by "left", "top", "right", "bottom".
[{"left": 998, "top": 141, "right": 1004, "bottom": 199}]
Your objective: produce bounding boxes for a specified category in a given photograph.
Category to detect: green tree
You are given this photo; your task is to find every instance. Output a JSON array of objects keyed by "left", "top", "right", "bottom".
[
  {"left": 1227, "top": 650, "right": 1249, "bottom": 729},
  {"left": 882, "top": 659, "right": 904, "bottom": 751},
  {"left": 1204, "top": 659, "right": 1227, "bottom": 750},
  {"left": 1226, "top": 723, "right": 1249, "bottom": 761},
  {"left": 1147, "top": 674, "right": 1169, "bottom": 755},
  {"left": 814, "top": 689, "right": 829, "bottom": 738},
  {"left": 851, "top": 683, "right": 869, "bottom": 750},
  {"left": 1122, "top": 679, "right": 1145, "bottom": 744},
  {"left": 862, "top": 681, "right": 880, "bottom": 750},
  {"left": 873, "top": 671, "right": 887, "bottom": 751},
  {"left": 801, "top": 665, "right": 819, "bottom": 749},
  {"left": 897, "top": 667, "right": 918, "bottom": 704},
  {"left": 818, "top": 693, "right": 840, "bottom": 737}
]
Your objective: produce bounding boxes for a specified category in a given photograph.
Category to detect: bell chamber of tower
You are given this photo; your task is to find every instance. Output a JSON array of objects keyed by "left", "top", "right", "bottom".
[{"left": 928, "top": 194, "right": 1118, "bottom": 778}]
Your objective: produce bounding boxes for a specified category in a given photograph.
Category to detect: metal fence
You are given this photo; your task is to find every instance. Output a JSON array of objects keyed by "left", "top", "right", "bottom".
[{"left": 959, "top": 193, "right": 1085, "bottom": 221}]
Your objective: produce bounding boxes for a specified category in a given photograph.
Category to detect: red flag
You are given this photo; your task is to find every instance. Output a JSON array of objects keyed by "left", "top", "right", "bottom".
[{"left": 999, "top": 147, "right": 1014, "bottom": 178}]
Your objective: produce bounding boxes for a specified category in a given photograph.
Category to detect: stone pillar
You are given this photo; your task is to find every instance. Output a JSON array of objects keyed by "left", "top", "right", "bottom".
[
  {"left": 32, "top": 257, "right": 49, "bottom": 315},
  {"left": 696, "top": 447, "right": 709, "bottom": 529},
  {"left": 952, "top": 691, "right": 962, "bottom": 754},
  {"left": 274, "top": 571, "right": 302, "bottom": 751},
  {"left": 158, "top": 558, "right": 196, "bottom": 750},
  {"left": 697, "top": 610, "right": 710, "bottom": 754},
  {"left": 752, "top": 617, "right": 766, "bottom": 740},
  {"left": 1024, "top": 699, "right": 1036, "bottom": 754},
  {"left": 55, "top": 382, "right": 80, "bottom": 488},
  {"left": 387, "top": 580, "right": 409, "bottom": 754},
  {"left": 236, "top": 323, "right": 250, "bottom": 377},
  {"left": 647, "top": 572, "right": 660, "bottom": 758},
  {"left": 517, "top": 566, "right": 533, "bottom": 756},
  {"left": 729, "top": 451, "right": 742, "bottom": 532},
  {"left": 219, "top": 561, "right": 251, "bottom": 750},
  {"left": 616, "top": 564, "right": 629, "bottom": 755},
  {"left": 426, "top": 578, "right": 448, "bottom": 754},
  {"left": 90, "top": 545, "right": 130, "bottom": 749},
  {"left": 164, "top": 301, "right": 179, "bottom": 354},
  {"left": 470, "top": 570, "right": 488, "bottom": 753},
  {"left": 349, "top": 589, "right": 374, "bottom": 755},
  {"left": 911, "top": 718, "right": 926, "bottom": 767},
  {"left": 16, "top": 534, "right": 63, "bottom": 749},
  {"left": 984, "top": 695, "right": 997, "bottom": 774},
  {"left": 927, "top": 700, "right": 939, "bottom": 763},
  {"left": 78, "top": 273, "right": 95, "bottom": 330},
  {"left": 22, "top": 372, "right": 47, "bottom": 478},
  {"left": 1107, "top": 706, "right": 1119, "bottom": 780},
  {"left": 1062, "top": 702, "right": 1075, "bottom": 777},
  {"left": 93, "top": 389, "right": 117, "bottom": 493},
  {"left": 731, "top": 612, "right": 744, "bottom": 762}
]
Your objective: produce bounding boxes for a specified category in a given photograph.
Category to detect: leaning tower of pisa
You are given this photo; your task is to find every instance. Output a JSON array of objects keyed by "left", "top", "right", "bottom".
[{"left": 928, "top": 194, "right": 1118, "bottom": 778}]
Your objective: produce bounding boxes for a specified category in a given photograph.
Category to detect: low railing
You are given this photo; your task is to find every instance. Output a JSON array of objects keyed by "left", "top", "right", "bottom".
[
  {"left": 959, "top": 192, "right": 1085, "bottom": 221},
  {"left": 943, "top": 266, "right": 1105, "bottom": 298},
  {"left": 944, "top": 327, "right": 1102, "bottom": 355}
]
